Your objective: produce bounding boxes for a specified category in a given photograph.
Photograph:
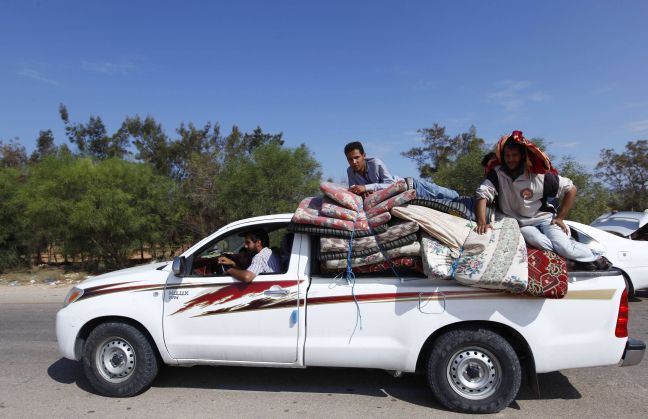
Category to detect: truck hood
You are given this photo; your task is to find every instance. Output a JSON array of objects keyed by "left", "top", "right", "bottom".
[{"left": 79, "top": 261, "right": 170, "bottom": 289}]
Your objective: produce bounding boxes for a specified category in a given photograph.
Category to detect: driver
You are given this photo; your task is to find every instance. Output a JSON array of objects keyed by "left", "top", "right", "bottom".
[{"left": 217, "top": 229, "right": 281, "bottom": 283}]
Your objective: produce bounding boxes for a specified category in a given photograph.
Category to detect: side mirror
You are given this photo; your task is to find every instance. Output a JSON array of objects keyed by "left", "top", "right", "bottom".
[{"left": 172, "top": 256, "right": 186, "bottom": 276}]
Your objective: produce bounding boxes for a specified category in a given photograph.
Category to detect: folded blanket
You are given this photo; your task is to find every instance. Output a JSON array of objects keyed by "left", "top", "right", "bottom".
[
  {"left": 319, "top": 221, "right": 419, "bottom": 253},
  {"left": 320, "top": 182, "right": 363, "bottom": 211},
  {"left": 318, "top": 233, "right": 419, "bottom": 261},
  {"left": 366, "top": 189, "right": 417, "bottom": 219},
  {"left": 288, "top": 222, "right": 388, "bottom": 238},
  {"left": 391, "top": 205, "right": 488, "bottom": 257},
  {"left": 420, "top": 233, "right": 454, "bottom": 279},
  {"left": 406, "top": 196, "right": 495, "bottom": 222},
  {"left": 320, "top": 197, "right": 366, "bottom": 221},
  {"left": 322, "top": 242, "right": 421, "bottom": 269},
  {"left": 454, "top": 216, "right": 528, "bottom": 293},
  {"left": 320, "top": 256, "right": 424, "bottom": 275},
  {"left": 525, "top": 247, "right": 568, "bottom": 299},
  {"left": 363, "top": 180, "right": 408, "bottom": 210},
  {"left": 292, "top": 196, "right": 391, "bottom": 231}
]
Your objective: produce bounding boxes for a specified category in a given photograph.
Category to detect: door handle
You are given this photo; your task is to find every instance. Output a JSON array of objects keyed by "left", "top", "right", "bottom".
[{"left": 264, "top": 286, "right": 290, "bottom": 297}]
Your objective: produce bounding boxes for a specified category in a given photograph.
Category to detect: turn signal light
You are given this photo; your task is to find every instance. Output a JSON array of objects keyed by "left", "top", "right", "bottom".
[{"left": 63, "top": 287, "right": 84, "bottom": 308}]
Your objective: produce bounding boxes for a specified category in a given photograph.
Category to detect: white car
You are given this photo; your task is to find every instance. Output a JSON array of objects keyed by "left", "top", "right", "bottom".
[
  {"left": 591, "top": 211, "right": 648, "bottom": 240},
  {"left": 566, "top": 220, "right": 648, "bottom": 296}
]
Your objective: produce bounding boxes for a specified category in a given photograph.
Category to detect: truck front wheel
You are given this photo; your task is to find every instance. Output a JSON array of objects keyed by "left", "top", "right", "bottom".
[
  {"left": 426, "top": 327, "right": 521, "bottom": 413},
  {"left": 82, "top": 322, "right": 159, "bottom": 397}
]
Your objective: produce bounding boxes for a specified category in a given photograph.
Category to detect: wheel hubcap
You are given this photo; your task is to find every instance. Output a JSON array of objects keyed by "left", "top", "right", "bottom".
[
  {"left": 96, "top": 337, "right": 136, "bottom": 383},
  {"left": 446, "top": 346, "right": 501, "bottom": 400}
]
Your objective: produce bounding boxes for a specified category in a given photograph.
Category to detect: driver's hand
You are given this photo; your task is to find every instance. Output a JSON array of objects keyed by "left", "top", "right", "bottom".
[
  {"left": 349, "top": 184, "right": 366, "bottom": 195},
  {"left": 474, "top": 223, "right": 493, "bottom": 235},
  {"left": 217, "top": 256, "right": 235, "bottom": 266}
]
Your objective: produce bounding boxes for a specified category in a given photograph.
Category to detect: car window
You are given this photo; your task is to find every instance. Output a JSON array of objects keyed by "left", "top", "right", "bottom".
[
  {"left": 592, "top": 217, "right": 640, "bottom": 231},
  {"left": 190, "top": 223, "right": 291, "bottom": 277}
]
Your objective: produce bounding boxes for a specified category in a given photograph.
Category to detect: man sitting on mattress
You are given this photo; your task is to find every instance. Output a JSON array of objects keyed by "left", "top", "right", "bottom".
[
  {"left": 344, "top": 141, "right": 459, "bottom": 200},
  {"left": 473, "top": 130, "right": 611, "bottom": 269}
]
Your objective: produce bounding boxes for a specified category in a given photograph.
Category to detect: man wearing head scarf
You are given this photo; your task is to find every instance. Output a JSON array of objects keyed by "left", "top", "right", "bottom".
[{"left": 474, "top": 131, "right": 610, "bottom": 268}]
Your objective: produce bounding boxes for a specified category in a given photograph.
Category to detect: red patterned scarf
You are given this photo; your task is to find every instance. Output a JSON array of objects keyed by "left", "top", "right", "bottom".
[{"left": 485, "top": 130, "right": 558, "bottom": 175}]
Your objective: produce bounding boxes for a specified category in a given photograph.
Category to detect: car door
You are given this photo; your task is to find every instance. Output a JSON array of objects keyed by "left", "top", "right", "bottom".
[{"left": 163, "top": 224, "right": 302, "bottom": 363}]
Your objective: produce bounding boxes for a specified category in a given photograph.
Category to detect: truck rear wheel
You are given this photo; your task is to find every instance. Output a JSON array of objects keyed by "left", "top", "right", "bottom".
[
  {"left": 82, "top": 322, "right": 159, "bottom": 397},
  {"left": 426, "top": 327, "right": 521, "bottom": 413}
]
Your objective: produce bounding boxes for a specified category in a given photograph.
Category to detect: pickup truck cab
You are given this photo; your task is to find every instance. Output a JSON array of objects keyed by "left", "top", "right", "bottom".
[{"left": 56, "top": 214, "right": 645, "bottom": 413}]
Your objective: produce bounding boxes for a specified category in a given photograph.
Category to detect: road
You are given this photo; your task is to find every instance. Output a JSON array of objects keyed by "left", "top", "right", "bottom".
[{"left": 0, "top": 285, "right": 647, "bottom": 418}]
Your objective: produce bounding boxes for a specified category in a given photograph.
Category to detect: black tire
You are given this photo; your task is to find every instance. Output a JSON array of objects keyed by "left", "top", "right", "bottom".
[
  {"left": 82, "top": 322, "right": 159, "bottom": 397},
  {"left": 426, "top": 327, "right": 521, "bottom": 414}
]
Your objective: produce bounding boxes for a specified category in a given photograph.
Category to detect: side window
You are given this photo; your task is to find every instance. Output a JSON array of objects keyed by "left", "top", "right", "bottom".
[{"left": 190, "top": 223, "right": 292, "bottom": 277}]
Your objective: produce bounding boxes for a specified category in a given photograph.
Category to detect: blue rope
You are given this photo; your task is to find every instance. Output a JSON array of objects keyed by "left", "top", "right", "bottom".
[{"left": 345, "top": 212, "right": 362, "bottom": 340}]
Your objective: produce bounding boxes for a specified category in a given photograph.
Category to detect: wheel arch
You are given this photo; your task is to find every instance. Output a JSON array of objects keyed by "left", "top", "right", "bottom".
[
  {"left": 415, "top": 320, "right": 538, "bottom": 394},
  {"left": 75, "top": 316, "right": 162, "bottom": 364}
]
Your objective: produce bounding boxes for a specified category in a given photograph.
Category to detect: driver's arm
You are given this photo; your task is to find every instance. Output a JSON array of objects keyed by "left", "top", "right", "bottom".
[
  {"left": 225, "top": 267, "right": 256, "bottom": 283},
  {"left": 218, "top": 255, "right": 256, "bottom": 283}
]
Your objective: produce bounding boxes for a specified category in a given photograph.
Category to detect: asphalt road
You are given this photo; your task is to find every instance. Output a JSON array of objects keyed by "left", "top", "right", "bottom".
[{"left": 0, "top": 286, "right": 647, "bottom": 418}]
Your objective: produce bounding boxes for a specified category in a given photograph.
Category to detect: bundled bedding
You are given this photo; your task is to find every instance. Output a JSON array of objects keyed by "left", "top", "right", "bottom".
[{"left": 289, "top": 180, "right": 571, "bottom": 299}]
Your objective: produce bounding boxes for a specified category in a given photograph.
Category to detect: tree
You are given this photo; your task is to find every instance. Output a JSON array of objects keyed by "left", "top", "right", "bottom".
[
  {"left": 595, "top": 140, "right": 648, "bottom": 211},
  {"left": 217, "top": 143, "right": 321, "bottom": 221},
  {"left": 30, "top": 129, "right": 57, "bottom": 162},
  {"left": 432, "top": 146, "right": 489, "bottom": 196},
  {"left": 557, "top": 157, "right": 612, "bottom": 223},
  {"left": 0, "top": 167, "right": 27, "bottom": 271},
  {"left": 0, "top": 139, "right": 28, "bottom": 168},
  {"left": 59, "top": 104, "right": 129, "bottom": 159},
  {"left": 123, "top": 116, "right": 174, "bottom": 176},
  {"left": 402, "top": 124, "right": 485, "bottom": 178}
]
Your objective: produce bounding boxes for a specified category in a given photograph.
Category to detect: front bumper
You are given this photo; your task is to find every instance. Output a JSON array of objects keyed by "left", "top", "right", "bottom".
[{"left": 620, "top": 338, "right": 645, "bottom": 366}]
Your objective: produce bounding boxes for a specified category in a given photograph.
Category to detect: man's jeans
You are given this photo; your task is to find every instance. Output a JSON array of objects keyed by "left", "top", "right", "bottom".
[
  {"left": 520, "top": 218, "right": 598, "bottom": 262},
  {"left": 412, "top": 178, "right": 459, "bottom": 201}
]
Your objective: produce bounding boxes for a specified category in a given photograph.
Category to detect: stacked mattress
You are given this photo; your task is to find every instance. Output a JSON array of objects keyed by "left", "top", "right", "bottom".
[{"left": 289, "top": 181, "right": 569, "bottom": 298}]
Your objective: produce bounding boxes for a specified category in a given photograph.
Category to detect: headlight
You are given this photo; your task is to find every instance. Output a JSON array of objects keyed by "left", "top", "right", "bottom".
[{"left": 63, "top": 287, "right": 84, "bottom": 308}]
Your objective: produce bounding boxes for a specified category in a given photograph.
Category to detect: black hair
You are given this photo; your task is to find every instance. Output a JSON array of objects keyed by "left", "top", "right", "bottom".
[
  {"left": 344, "top": 141, "right": 365, "bottom": 155},
  {"left": 503, "top": 137, "right": 527, "bottom": 160},
  {"left": 245, "top": 229, "right": 270, "bottom": 248},
  {"left": 481, "top": 151, "right": 497, "bottom": 167}
]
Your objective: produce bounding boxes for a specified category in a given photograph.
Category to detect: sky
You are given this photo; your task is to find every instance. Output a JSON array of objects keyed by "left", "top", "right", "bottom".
[{"left": 2, "top": 0, "right": 648, "bottom": 182}]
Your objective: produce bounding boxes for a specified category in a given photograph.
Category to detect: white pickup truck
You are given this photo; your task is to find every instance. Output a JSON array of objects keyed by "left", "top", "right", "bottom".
[{"left": 56, "top": 213, "right": 645, "bottom": 413}]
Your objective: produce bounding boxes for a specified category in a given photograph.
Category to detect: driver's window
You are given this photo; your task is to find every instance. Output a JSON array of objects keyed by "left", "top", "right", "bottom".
[
  {"left": 190, "top": 224, "right": 292, "bottom": 277},
  {"left": 191, "top": 234, "right": 246, "bottom": 276}
]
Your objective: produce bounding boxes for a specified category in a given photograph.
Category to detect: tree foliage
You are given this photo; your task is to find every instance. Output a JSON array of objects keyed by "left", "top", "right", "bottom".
[
  {"left": 557, "top": 157, "right": 612, "bottom": 223},
  {"left": 595, "top": 140, "right": 648, "bottom": 210},
  {"left": 401, "top": 124, "right": 485, "bottom": 178},
  {"left": 0, "top": 106, "right": 322, "bottom": 272}
]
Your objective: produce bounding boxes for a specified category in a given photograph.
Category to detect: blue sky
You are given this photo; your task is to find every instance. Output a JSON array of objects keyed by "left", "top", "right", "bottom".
[{"left": 2, "top": 0, "right": 647, "bottom": 182}]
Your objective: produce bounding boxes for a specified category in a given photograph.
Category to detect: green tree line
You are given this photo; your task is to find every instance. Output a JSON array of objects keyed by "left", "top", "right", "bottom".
[
  {"left": 0, "top": 106, "right": 321, "bottom": 272},
  {"left": 1, "top": 110, "right": 645, "bottom": 273}
]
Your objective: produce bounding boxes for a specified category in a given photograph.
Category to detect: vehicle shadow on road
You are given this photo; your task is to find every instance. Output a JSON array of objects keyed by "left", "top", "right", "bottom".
[
  {"left": 47, "top": 358, "right": 98, "bottom": 395},
  {"left": 517, "top": 371, "right": 582, "bottom": 400},
  {"left": 47, "top": 359, "right": 582, "bottom": 409}
]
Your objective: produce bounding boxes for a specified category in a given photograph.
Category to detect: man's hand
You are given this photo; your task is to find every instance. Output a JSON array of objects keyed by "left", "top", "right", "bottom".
[
  {"left": 217, "top": 256, "right": 235, "bottom": 267},
  {"left": 349, "top": 184, "right": 366, "bottom": 195},
  {"left": 551, "top": 217, "right": 570, "bottom": 235},
  {"left": 474, "top": 223, "right": 493, "bottom": 235}
]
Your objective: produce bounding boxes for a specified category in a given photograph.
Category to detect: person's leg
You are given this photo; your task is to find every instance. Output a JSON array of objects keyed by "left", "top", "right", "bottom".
[
  {"left": 413, "top": 178, "right": 459, "bottom": 200},
  {"left": 538, "top": 222, "right": 598, "bottom": 262},
  {"left": 520, "top": 225, "right": 554, "bottom": 251}
]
